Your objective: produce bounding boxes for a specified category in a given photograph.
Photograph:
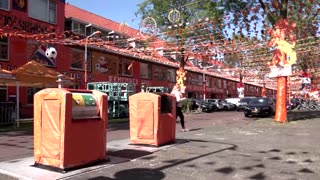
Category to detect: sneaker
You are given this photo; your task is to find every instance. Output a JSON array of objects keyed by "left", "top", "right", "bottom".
[{"left": 182, "top": 128, "right": 190, "bottom": 132}]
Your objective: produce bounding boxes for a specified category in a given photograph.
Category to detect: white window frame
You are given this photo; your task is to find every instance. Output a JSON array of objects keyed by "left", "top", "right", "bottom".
[
  {"left": 0, "top": 37, "right": 9, "bottom": 61},
  {"left": 0, "top": 0, "right": 9, "bottom": 11},
  {"left": 48, "top": 0, "right": 56, "bottom": 23},
  {"left": 71, "top": 21, "right": 85, "bottom": 35},
  {"left": 28, "top": 0, "right": 57, "bottom": 24}
]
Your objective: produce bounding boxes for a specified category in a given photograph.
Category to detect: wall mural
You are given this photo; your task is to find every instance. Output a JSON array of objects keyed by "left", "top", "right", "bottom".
[
  {"left": 27, "top": 40, "right": 56, "bottom": 67},
  {"left": 92, "top": 52, "right": 118, "bottom": 76}
]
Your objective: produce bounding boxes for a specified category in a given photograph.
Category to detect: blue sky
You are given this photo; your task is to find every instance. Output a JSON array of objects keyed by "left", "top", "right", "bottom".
[{"left": 65, "top": 0, "right": 144, "bottom": 29}]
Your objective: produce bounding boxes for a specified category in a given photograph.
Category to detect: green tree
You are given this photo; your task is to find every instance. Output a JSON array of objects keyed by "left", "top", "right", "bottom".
[
  {"left": 136, "top": 0, "right": 224, "bottom": 68},
  {"left": 222, "top": 0, "right": 319, "bottom": 65}
]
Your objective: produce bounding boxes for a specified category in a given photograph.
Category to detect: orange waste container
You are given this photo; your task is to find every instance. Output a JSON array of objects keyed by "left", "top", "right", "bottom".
[
  {"left": 129, "top": 92, "right": 176, "bottom": 146},
  {"left": 33, "top": 88, "right": 108, "bottom": 170}
]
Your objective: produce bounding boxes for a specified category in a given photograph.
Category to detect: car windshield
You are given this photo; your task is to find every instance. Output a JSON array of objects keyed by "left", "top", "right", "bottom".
[
  {"left": 240, "top": 98, "right": 253, "bottom": 103},
  {"left": 248, "top": 98, "right": 268, "bottom": 105}
]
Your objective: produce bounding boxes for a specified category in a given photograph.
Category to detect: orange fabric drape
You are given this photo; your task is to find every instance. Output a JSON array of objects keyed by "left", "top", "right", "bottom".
[{"left": 274, "top": 76, "right": 287, "bottom": 123}]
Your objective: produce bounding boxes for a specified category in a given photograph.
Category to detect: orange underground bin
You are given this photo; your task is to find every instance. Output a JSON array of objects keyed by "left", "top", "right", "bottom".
[
  {"left": 129, "top": 92, "right": 176, "bottom": 146},
  {"left": 33, "top": 88, "right": 108, "bottom": 170}
]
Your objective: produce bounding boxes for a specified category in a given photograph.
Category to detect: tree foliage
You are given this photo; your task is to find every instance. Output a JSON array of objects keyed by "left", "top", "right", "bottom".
[
  {"left": 136, "top": 0, "right": 224, "bottom": 67},
  {"left": 136, "top": 0, "right": 320, "bottom": 87}
]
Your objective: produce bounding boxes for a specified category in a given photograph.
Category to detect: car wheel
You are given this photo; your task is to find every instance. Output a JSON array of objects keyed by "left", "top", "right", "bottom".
[{"left": 244, "top": 112, "right": 249, "bottom": 117}]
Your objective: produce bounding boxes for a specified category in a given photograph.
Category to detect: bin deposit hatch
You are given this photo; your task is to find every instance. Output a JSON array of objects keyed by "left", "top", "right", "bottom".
[{"left": 72, "top": 92, "right": 99, "bottom": 119}]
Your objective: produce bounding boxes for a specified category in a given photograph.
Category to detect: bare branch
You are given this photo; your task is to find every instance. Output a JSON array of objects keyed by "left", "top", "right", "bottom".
[
  {"left": 280, "top": 0, "right": 288, "bottom": 19},
  {"left": 258, "top": 0, "right": 276, "bottom": 25}
]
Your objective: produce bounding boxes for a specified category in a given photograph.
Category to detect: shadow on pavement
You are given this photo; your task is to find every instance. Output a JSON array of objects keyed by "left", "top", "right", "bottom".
[
  {"left": 108, "top": 149, "right": 153, "bottom": 160},
  {"left": 88, "top": 168, "right": 165, "bottom": 180},
  {"left": 88, "top": 139, "right": 238, "bottom": 180},
  {"left": 287, "top": 111, "right": 320, "bottom": 121}
]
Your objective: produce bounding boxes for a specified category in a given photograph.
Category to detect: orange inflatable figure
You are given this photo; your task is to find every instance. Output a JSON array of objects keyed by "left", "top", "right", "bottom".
[{"left": 267, "top": 19, "right": 296, "bottom": 123}]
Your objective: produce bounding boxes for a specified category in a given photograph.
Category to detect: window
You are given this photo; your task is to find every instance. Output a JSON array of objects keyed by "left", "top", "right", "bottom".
[
  {"left": 0, "top": 37, "right": 8, "bottom": 61},
  {"left": 119, "top": 59, "right": 133, "bottom": 76},
  {"left": 48, "top": 1, "right": 56, "bottom": 23},
  {"left": 217, "top": 79, "right": 222, "bottom": 89},
  {"left": 197, "top": 74, "right": 202, "bottom": 86},
  {"left": 0, "top": 0, "right": 9, "bottom": 10},
  {"left": 13, "top": 0, "right": 26, "bottom": 11},
  {"left": 0, "top": 88, "right": 7, "bottom": 102},
  {"left": 29, "top": 0, "right": 57, "bottom": 24},
  {"left": 153, "top": 65, "right": 167, "bottom": 81},
  {"left": 72, "top": 22, "right": 85, "bottom": 35},
  {"left": 205, "top": 77, "right": 210, "bottom": 87},
  {"left": 70, "top": 48, "right": 91, "bottom": 71},
  {"left": 27, "top": 88, "right": 42, "bottom": 104},
  {"left": 223, "top": 80, "right": 227, "bottom": 89},
  {"left": 167, "top": 69, "right": 176, "bottom": 82},
  {"left": 140, "top": 62, "right": 152, "bottom": 79}
]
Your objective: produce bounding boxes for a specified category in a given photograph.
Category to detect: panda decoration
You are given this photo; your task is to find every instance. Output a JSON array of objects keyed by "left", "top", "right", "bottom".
[{"left": 45, "top": 47, "right": 57, "bottom": 60}]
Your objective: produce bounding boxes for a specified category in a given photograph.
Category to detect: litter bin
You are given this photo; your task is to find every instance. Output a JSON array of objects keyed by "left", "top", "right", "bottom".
[
  {"left": 129, "top": 92, "right": 176, "bottom": 146},
  {"left": 33, "top": 88, "right": 108, "bottom": 170}
]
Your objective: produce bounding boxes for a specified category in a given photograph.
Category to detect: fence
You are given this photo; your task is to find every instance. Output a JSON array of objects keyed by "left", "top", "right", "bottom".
[{"left": 0, "top": 102, "right": 16, "bottom": 126}]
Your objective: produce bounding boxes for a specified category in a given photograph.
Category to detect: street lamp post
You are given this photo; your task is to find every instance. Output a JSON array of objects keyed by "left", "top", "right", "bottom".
[
  {"left": 84, "top": 29, "right": 100, "bottom": 89},
  {"left": 201, "top": 65, "right": 214, "bottom": 100},
  {"left": 203, "top": 71, "right": 206, "bottom": 100}
]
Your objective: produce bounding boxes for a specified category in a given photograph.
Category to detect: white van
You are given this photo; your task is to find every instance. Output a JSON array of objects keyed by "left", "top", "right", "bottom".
[{"left": 225, "top": 98, "right": 240, "bottom": 107}]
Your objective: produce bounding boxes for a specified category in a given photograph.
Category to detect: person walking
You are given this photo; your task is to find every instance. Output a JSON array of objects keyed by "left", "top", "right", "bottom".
[{"left": 171, "top": 85, "right": 189, "bottom": 132}]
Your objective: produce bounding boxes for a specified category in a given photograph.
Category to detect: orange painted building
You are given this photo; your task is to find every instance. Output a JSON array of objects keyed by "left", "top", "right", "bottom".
[{"left": 0, "top": 1, "right": 275, "bottom": 118}]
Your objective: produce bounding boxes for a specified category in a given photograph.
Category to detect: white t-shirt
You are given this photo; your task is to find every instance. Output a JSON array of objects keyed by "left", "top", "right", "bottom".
[
  {"left": 302, "top": 77, "right": 311, "bottom": 84},
  {"left": 171, "top": 90, "right": 185, "bottom": 107}
]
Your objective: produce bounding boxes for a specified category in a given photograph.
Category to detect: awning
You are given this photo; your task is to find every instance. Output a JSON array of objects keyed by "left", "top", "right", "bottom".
[
  {"left": 0, "top": 60, "right": 75, "bottom": 128},
  {"left": 11, "top": 60, "right": 74, "bottom": 87},
  {"left": 0, "top": 69, "right": 16, "bottom": 85}
]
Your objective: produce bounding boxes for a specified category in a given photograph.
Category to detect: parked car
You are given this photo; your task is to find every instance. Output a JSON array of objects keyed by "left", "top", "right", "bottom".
[
  {"left": 204, "top": 99, "right": 224, "bottom": 111},
  {"left": 244, "top": 97, "right": 276, "bottom": 117},
  {"left": 221, "top": 99, "right": 237, "bottom": 110},
  {"left": 225, "top": 98, "right": 240, "bottom": 107},
  {"left": 237, "top": 97, "right": 256, "bottom": 111},
  {"left": 191, "top": 99, "right": 216, "bottom": 112},
  {"left": 199, "top": 99, "right": 219, "bottom": 111}
]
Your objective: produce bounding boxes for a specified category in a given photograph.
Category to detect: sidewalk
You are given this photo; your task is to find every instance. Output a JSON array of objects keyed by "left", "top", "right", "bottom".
[{"left": 0, "top": 117, "right": 320, "bottom": 180}]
